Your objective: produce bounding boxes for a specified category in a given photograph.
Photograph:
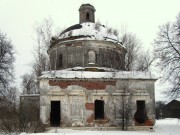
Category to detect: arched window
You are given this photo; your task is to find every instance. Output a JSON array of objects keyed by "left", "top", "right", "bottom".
[
  {"left": 88, "top": 50, "right": 96, "bottom": 64},
  {"left": 86, "top": 12, "right": 90, "bottom": 20},
  {"left": 57, "top": 54, "right": 63, "bottom": 68},
  {"left": 50, "top": 51, "right": 56, "bottom": 70}
]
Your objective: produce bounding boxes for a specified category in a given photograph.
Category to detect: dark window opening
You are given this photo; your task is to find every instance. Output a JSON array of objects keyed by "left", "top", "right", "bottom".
[
  {"left": 50, "top": 51, "right": 56, "bottom": 70},
  {"left": 59, "top": 54, "right": 62, "bottom": 67},
  {"left": 50, "top": 55, "right": 53, "bottom": 69},
  {"left": 95, "top": 53, "right": 98, "bottom": 63},
  {"left": 50, "top": 101, "right": 61, "bottom": 126},
  {"left": 137, "top": 100, "right": 145, "bottom": 110},
  {"left": 86, "top": 12, "right": 90, "bottom": 20},
  {"left": 57, "top": 54, "right": 63, "bottom": 68},
  {"left": 134, "top": 100, "right": 148, "bottom": 124},
  {"left": 95, "top": 100, "right": 104, "bottom": 120}
]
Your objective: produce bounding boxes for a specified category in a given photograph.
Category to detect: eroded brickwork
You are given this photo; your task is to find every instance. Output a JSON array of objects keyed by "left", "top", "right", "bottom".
[
  {"left": 49, "top": 80, "right": 116, "bottom": 90},
  {"left": 85, "top": 103, "right": 94, "bottom": 110},
  {"left": 39, "top": 78, "right": 156, "bottom": 127}
]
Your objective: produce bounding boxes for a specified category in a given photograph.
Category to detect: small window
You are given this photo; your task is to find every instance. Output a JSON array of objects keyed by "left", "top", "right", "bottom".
[
  {"left": 86, "top": 12, "right": 90, "bottom": 20},
  {"left": 50, "top": 51, "right": 56, "bottom": 70},
  {"left": 88, "top": 50, "right": 96, "bottom": 64}
]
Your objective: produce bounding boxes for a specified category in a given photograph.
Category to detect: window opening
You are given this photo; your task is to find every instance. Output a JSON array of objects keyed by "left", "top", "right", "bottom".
[
  {"left": 134, "top": 100, "right": 148, "bottom": 124},
  {"left": 58, "top": 54, "right": 63, "bottom": 68},
  {"left": 86, "top": 12, "right": 90, "bottom": 20},
  {"left": 95, "top": 100, "right": 104, "bottom": 120},
  {"left": 50, "top": 51, "right": 56, "bottom": 70},
  {"left": 88, "top": 50, "right": 96, "bottom": 64},
  {"left": 137, "top": 100, "right": 145, "bottom": 110}
]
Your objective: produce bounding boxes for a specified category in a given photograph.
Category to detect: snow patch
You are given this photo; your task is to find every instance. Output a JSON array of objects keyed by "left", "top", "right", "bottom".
[
  {"left": 40, "top": 70, "right": 157, "bottom": 80},
  {"left": 58, "top": 22, "right": 122, "bottom": 45}
]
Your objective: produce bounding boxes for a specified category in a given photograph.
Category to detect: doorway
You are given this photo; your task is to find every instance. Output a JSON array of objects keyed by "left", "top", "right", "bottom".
[
  {"left": 50, "top": 101, "right": 60, "bottom": 126},
  {"left": 95, "top": 100, "right": 104, "bottom": 120},
  {"left": 134, "top": 100, "right": 148, "bottom": 123},
  {"left": 137, "top": 100, "right": 145, "bottom": 110}
]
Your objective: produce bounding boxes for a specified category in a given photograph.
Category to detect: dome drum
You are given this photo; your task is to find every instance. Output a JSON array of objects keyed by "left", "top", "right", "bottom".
[{"left": 48, "top": 40, "right": 126, "bottom": 71}]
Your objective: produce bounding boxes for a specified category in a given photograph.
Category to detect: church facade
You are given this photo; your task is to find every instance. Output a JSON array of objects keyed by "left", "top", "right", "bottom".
[{"left": 39, "top": 4, "right": 157, "bottom": 128}]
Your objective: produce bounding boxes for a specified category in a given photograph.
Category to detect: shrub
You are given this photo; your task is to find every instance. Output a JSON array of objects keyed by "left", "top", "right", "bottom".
[
  {"left": 0, "top": 101, "right": 45, "bottom": 133},
  {"left": 107, "top": 27, "right": 113, "bottom": 34},
  {"left": 113, "top": 29, "right": 119, "bottom": 36},
  {"left": 94, "top": 21, "right": 101, "bottom": 31}
]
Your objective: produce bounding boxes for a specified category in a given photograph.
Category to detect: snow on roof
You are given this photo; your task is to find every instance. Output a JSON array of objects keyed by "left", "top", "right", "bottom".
[
  {"left": 39, "top": 70, "right": 157, "bottom": 80},
  {"left": 64, "top": 66, "right": 118, "bottom": 72},
  {"left": 58, "top": 22, "right": 123, "bottom": 45}
]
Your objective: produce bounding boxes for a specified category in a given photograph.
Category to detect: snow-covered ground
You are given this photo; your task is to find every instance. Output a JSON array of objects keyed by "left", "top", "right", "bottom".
[
  {"left": 16, "top": 118, "right": 180, "bottom": 135},
  {"left": 154, "top": 118, "right": 180, "bottom": 135}
]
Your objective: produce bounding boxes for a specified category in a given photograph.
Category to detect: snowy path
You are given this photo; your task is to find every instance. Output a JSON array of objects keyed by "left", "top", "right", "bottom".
[{"left": 14, "top": 119, "right": 180, "bottom": 135}]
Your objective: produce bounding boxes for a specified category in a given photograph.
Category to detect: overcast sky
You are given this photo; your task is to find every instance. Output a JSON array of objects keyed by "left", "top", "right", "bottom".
[{"left": 0, "top": 0, "right": 179, "bottom": 100}]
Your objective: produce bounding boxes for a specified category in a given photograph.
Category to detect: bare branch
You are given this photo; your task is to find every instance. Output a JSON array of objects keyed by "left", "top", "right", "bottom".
[{"left": 153, "top": 12, "right": 180, "bottom": 98}]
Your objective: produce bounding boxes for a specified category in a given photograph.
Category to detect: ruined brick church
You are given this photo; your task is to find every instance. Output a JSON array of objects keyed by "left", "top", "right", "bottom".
[{"left": 38, "top": 4, "right": 157, "bottom": 127}]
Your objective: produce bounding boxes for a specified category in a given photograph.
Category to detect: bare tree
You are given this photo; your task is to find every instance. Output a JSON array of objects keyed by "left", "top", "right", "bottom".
[
  {"left": 0, "top": 86, "right": 18, "bottom": 110},
  {"left": 0, "top": 88, "right": 44, "bottom": 133},
  {"left": 0, "top": 30, "right": 15, "bottom": 101},
  {"left": 0, "top": 86, "right": 19, "bottom": 134},
  {"left": 19, "top": 96, "right": 44, "bottom": 133},
  {"left": 155, "top": 101, "right": 165, "bottom": 119},
  {"left": 154, "top": 12, "right": 180, "bottom": 98},
  {"left": 121, "top": 33, "right": 141, "bottom": 71},
  {"left": 121, "top": 32, "right": 154, "bottom": 71},
  {"left": 118, "top": 81, "right": 134, "bottom": 130},
  {"left": 21, "top": 73, "right": 37, "bottom": 94},
  {"left": 32, "top": 18, "right": 54, "bottom": 77},
  {"left": 0, "top": 33, "right": 18, "bottom": 133},
  {"left": 136, "top": 50, "right": 155, "bottom": 71}
]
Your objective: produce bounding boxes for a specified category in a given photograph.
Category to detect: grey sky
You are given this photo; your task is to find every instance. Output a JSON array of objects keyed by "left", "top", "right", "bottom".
[{"left": 0, "top": 0, "right": 179, "bottom": 100}]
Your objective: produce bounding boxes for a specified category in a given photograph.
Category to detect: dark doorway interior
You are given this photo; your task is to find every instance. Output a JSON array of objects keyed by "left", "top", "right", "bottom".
[
  {"left": 95, "top": 100, "right": 104, "bottom": 120},
  {"left": 134, "top": 100, "right": 148, "bottom": 124},
  {"left": 137, "top": 100, "right": 145, "bottom": 110},
  {"left": 86, "top": 12, "right": 90, "bottom": 20},
  {"left": 50, "top": 101, "right": 60, "bottom": 126}
]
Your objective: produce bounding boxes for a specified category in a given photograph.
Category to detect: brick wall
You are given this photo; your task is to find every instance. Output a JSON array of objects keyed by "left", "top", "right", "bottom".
[{"left": 49, "top": 80, "right": 116, "bottom": 90}]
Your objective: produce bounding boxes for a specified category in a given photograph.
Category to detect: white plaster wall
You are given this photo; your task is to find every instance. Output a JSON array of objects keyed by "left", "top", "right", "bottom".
[{"left": 39, "top": 78, "right": 156, "bottom": 126}]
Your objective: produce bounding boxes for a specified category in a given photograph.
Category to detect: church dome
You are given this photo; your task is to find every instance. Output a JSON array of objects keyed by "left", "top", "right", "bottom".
[
  {"left": 48, "top": 4, "right": 126, "bottom": 71},
  {"left": 58, "top": 22, "right": 122, "bottom": 45}
]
